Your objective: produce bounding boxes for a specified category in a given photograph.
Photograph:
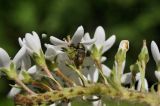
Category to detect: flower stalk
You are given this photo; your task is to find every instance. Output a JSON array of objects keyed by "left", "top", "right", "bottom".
[{"left": 14, "top": 83, "right": 160, "bottom": 106}]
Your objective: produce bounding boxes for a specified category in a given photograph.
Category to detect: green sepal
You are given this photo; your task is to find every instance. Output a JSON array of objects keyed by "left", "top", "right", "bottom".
[
  {"left": 150, "top": 82, "right": 158, "bottom": 93},
  {"left": 130, "top": 63, "right": 139, "bottom": 88},
  {"left": 115, "top": 49, "right": 126, "bottom": 65},
  {"left": 0, "top": 62, "right": 17, "bottom": 80},
  {"left": 138, "top": 40, "right": 149, "bottom": 64},
  {"left": 46, "top": 60, "right": 57, "bottom": 72},
  {"left": 32, "top": 50, "right": 46, "bottom": 66},
  {"left": 91, "top": 44, "right": 102, "bottom": 60},
  {"left": 21, "top": 70, "right": 33, "bottom": 83}
]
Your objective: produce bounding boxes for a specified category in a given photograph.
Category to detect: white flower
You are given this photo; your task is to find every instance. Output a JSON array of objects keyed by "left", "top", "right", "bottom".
[
  {"left": 0, "top": 47, "right": 32, "bottom": 98},
  {"left": 50, "top": 26, "right": 84, "bottom": 47},
  {"left": 19, "top": 31, "right": 42, "bottom": 55},
  {"left": 121, "top": 71, "right": 148, "bottom": 92},
  {"left": 151, "top": 41, "right": 160, "bottom": 66},
  {"left": 93, "top": 26, "right": 116, "bottom": 54},
  {"left": 50, "top": 26, "right": 95, "bottom": 48}
]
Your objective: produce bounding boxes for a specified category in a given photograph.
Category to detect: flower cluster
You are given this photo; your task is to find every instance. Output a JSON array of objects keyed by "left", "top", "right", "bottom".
[{"left": 0, "top": 26, "right": 160, "bottom": 106}]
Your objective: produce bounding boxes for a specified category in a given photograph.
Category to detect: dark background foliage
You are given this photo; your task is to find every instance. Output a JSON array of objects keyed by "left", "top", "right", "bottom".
[{"left": 0, "top": 0, "right": 160, "bottom": 105}]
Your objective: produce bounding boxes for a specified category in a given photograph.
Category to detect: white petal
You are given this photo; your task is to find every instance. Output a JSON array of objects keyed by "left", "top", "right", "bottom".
[
  {"left": 45, "top": 44, "right": 63, "bottom": 60},
  {"left": 18, "top": 38, "right": 25, "bottom": 47},
  {"left": 50, "top": 103, "right": 56, "bottom": 106},
  {"left": 27, "top": 65, "right": 37, "bottom": 75},
  {"left": 137, "top": 78, "right": 149, "bottom": 92},
  {"left": 13, "top": 46, "right": 27, "bottom": 68},
  {"left": 92, "top": 96, "right": 102, "bottom": 106},
  {"left": 151, "top": 41, "right": 160, "bottom": 64},
  {"left": 94, "top": 26, "right": 105, "bottom": 45},
  {"left": 88, "top": 68, "right": 99, "bottom": 82},
  {"left": 25, "top": 33, "right": 41, "bottom": 53},
  {"left": 155, "top": 71, "right": 160, "bottom": 82},
  {"left": 81, "top": 32, "right": 96, "bottom": 45},
  {"left": 8, "top": 86, "right": 21, "bottom": 97},
  {"left": 83, "top": 33, "right": 91, "bottom": 41},
  {"left": 135, "top": 72, "right": 141, "bottom": 81},
  {"left": 81, "top": 38, "right": 96, "bottom": 45},
  {"left": 0, "top": 48, "right": 10, "bottom": 67},
  {"left": 42, "top": 33, "right": 47, "bottom": 38},
  {"left": 101, "top": 56, "right": 107, "bottom": 62},
  {"left": 50, "top": 36, "right": 67, "bottom": 46},
  {"left": 21, "top": 54, "right": 31, "bottom": 70},
  {"left": 93, "top": 69, "right": 99, "bottom": 82},
  {"left": 121, "top": 72, "right": 131, "bottom": 84},
  {"left": 102, "top": 35, "right": 116, "bottom": 53},
  {"left": 71, "top": 26, "right": 84, "bottom": 45},
  {"left": 32, "top": 31, "right": 41, "bottom": 47},
  {"left": 102, "top": 64, "right": 111, "bottom": 77}
]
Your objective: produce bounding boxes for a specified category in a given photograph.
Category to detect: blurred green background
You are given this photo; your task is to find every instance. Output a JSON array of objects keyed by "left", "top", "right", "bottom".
[{"left": 0, "top": 0, "right": 160, "bottom": 105}]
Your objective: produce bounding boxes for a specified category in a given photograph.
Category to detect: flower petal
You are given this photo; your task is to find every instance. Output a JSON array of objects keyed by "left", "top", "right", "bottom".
[
  {"left": 13, "top": 46, "right": 27, "bottom": 69},
  {"left": 27, "top": 65, "right": 37, "bottom": 75},
  {"left": 18, "top": 38, "right": 25, "bottom": 47},
  {"left": 83, "top": 33, "right": 91, "bottom": 41},
  {"left": 8, "top": 86, "right": 21, "bottom": 97},
  {"left": 32, "top": 31, "right": 41, "bottom": 48},
  {"left": 21, "top": 54, "right": 31, "bottom": 70},
  {"left": 71, "top": 26, "right": 84, "bottom": 45},
  {"left": 25, "top": 32, "right": 41, "bottom": 54},
  {"left": 50, "top": 103, "right": 56, "bottom": 106},
  {"left": 0, "top": 48, "right": 10, "bottom": 67},
  {"left": 92, "top": 96, "right": 102, "bottom": 106},
  {"left": 101, "top": 56, "right": 107, "bottom": 62},
  {"left": 137, "top": 78, "right": 148, "bottom": 92},
  {"left": 121, "top": 72, "right": 131, "bottom": 84},
  {"left": 155, "top": 71, "right": 160, "bottom": 82},
  {"left": 45, "top": 44, "right": 63, "bottom": 60},
  {"left": 102, "top": 35, "right": 116, "bottom": 53},
  {"left": 50, "top": 36, "right": 67, "bottom": 46},
  {"left": 81, "top": 38, "right": 96, "bottom": 45},
  {"left": 151, "top": 41, "right": 160, "bottom": 65},
  {"left": 102, "top": 64, "right": 111, "bottom": 77},
  {"left": 87, "top": 67, "right": 99, "bottom": 82},
  {"left": 135, "top": 72, "right": 141, "bottom": 81},
  {"left": 81, "top": 32, "right": 96, "bottom": 45},
  {"left": 94, "top": 26, "right": 105, "bottom": 45}
]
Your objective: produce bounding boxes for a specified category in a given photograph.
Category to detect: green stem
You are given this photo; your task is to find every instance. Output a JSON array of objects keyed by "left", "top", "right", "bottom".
[
  {"left": 41, "top": 65, "right": 63, "bottom": 90},
  {"left": 14, "top": 83, "right": 160, "bottom": 106},
  {"left": 95, "top": 59, "right": 108, "bottom": 84},
  {"left": 15, "top": 78, "right": 36, "bottom": 95}
]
